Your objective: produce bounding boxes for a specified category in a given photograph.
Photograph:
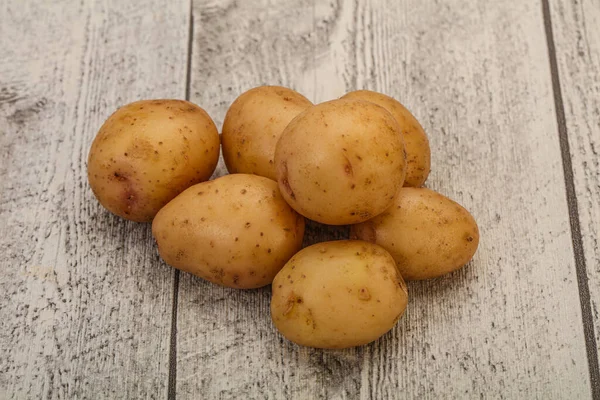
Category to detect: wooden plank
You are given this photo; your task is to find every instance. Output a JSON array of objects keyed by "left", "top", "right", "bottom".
[
  {"left": 176, "top": 0, "right": 593, "bottom": 398},
  {"left": 0, "top": 0, "right": 188, "bottom": 397},
  {"left": 548, "top": 0, "right": 600, "bottom": 392}
]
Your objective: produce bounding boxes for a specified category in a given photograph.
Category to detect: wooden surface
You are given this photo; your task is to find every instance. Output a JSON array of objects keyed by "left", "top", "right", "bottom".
[
  {"left": 1, "top": 0, "right": 599, "bottom": 399},
  {"left": 0, "top": 0, "right": 188, "bottom": 397},
  {"left": 550, "top": 0, "right": 600, "bottom": 391}
]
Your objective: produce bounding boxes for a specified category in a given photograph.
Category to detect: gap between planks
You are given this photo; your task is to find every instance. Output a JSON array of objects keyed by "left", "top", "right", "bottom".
[
  {"left": 168, "top": 2, "right": 195, "bottom": 399},
  {"left": 541, "top": 0, "right": 600, "bottom": 397}
]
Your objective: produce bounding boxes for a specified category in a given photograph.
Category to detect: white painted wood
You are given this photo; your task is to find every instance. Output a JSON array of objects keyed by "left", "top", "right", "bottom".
[
  {"left": 0, "top": 0, "right": 188, "bottom": 397},
  {"left": 177, "top": 0, "right": 592, "bottom": 399},
  {"left": 551, "top": 0, "right": 600, "bottom": 373}
]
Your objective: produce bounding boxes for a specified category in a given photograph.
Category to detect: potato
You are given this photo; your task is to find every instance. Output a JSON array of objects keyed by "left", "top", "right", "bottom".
[
  {"left": 271, "top": 240, "right": 408, "bottom": 349},
  {"left": 87, "top": 99, "right": 219, "bottom": 222},
  {"left": 152, "top": 174, "right": 305, "bottom": 289},
  {"left": 274, "top": 99, "right": 406, "bottom": 225},
  {"left": 350, "top": 188, "right": 479, "bottom": 280},
  {"left": 222, "top": 86, "right": 313, "bottom": 180},
  {"left": 342, "top": 90, "right": 431, "bottom": 187}
]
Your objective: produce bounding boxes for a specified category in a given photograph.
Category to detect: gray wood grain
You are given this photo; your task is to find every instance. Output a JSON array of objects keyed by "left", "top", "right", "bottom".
[
  {"left": 0, "top": 0, "right": 188, "bottom": 398},
  {"left": 177, "top": 0, "right": 593, "bottom": 399},
  {"left": 550, "top": 0, "right": 600, "bottom": 390}
]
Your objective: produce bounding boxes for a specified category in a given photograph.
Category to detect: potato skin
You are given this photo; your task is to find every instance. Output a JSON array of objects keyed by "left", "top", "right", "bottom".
[
  {"left": 275, "top": 99, "right": 406, "bottom": 225},
  {"left": 152, "top": 174, "right": 305, "bottom": 289},
  {"left": 350, "top": 188, "right": 479, "bottom": 280},
  {"left": 271, "top": 240, "right": 408, "bottom": 349},
  {"left": 342, "top": 90, "right": 431, "bottom": 187},
  {"left": 222, "top": 86, "right": 312, "bottom": 181},
  {"left": 87, "top": 99, "right": 220, "bottom": 222}
]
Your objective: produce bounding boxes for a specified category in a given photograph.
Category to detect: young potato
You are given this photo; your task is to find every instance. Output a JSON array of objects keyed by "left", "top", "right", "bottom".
[
  {"left": 342, "top": 90, "right": 431, "bottom": 187},
  {"left": 222, "top": 86, "right": 313, "bottom": 180},
  {"left": 271, "top": 240, "right": 408, "bottom": 349},
  {"left": 87, "top": 99, "right": 219, "bottom": 222},
  {"left": 152, "top": 174, "right": 305, "bottom": 289},
  {"left": 350, "top": 188, "right": 479, "bottom": 280},
  {"left": 275, "top": 99, "right": 407, "bottom": 225}
]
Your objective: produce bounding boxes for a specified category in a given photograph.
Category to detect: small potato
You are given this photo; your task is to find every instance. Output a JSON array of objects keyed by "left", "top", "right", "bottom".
[
  {"left": 342, "top": 90, "right": 431, "bottom": 187},
  {"left": 88, "top": 99, "right": 219, "bottom": 222},
  {"left": 275, "top": 99, "right": 406, "bottom": 225},
  {"left": 271, "top": 240, "right": 408, "bottom": 349},
  {"left": 222, "top": 86, "right": 313, "bottom": 180},
  {"left": 351, "top": 188, "right": 479, "bottom": 280},
  {"left": 152, "top": 174, "right": 305, "bottom": 289}
]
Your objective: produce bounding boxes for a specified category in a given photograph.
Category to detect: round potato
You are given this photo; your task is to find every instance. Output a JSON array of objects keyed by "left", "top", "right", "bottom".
[
  {"left": 271, "top": 240, "right": 408, "bottom": 349},
  {"left": 351, "top": 188, "right": 479, "bottom": 280},
  {"left": 222, "top": 86, "right": 312, "bottom": 181},
  {"left": 342, "top": 90, "right": 431, "bottom": 187},
  {"left": 88, "top": 99, "right": 220, "bottom": 222},
  {"left": 275, "top": 99, "right": 406, "bottom": 225},
  {"left": 152, "top": 174, "right": 305, "bottom": 289}
]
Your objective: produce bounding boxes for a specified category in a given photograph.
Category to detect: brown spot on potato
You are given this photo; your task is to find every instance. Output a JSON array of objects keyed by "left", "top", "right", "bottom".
[
  {"left": 241, "top": 189, "right": 247, "bottom": 194},
  {"left": 245, "top": 222, "right": 251, "bottom": 228},
  {"left": 358, "top": 287, "right": 371, "bottom": 300},
  {"left": 280, "top": 162, "right": 296, "bottom": 200},
  {"left": 344, "top": 163, "right": 353, "bottom": 175},
  {"left": 113, "top": 172, "right": 127, "bottom": 182},
  {"left": 283, "top": 299, "right": 295, "bottom": 316}
]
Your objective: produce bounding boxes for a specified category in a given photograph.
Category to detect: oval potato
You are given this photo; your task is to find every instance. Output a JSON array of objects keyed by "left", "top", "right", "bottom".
[
  {"left": 152, "top": 174, "right": 305, "bottom": 289},
  {"left": 275, "top": 99, "right": 407, "bottom": 225},
  {"left": 87, "top": 99, "right": 220, "bottom": 222},
  {"left": 342, "top": 90, "right": 431, "bottom": 187},
  {"left": 222, "top": 86, "right": 313, "bottom": 181},
  {"left": 351, "top": 188, "right": 479, "bottom": 280},
  {"left": 271, "top": 240, "right": 408, "bottom": 349}
]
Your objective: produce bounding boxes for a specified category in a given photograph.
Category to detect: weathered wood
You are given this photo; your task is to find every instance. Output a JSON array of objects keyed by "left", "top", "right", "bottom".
[
  {"left": 177, "top": 0, "right": 592, "bottom": 399},
  {"left": 0, "top": 0, "right": 188, "bottom": 397},
  {"left": 549, "top": 0, "right": 600, "bottom": 392}
]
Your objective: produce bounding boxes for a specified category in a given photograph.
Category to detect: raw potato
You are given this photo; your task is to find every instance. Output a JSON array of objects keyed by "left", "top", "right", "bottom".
[
  {"left": 152, "top": 174, "right": 305, "bottom": 289},
  {"left": 271, "top": 240, "right": 408, "bottom": 349},
  {"left": 275, "top": 99, "right": 407, "bottom": 225},
  {"left": 88, "top": 99, "right": 220, "bottom": 222},
  {"left": 351, "top": 188, "right": 479, "bottom": 280},
  {"left": 222, "top": 86, "right": 313, "bottom": 180},
  {"left": 342, "top": 90, "right": 431, "bottom": 187}
]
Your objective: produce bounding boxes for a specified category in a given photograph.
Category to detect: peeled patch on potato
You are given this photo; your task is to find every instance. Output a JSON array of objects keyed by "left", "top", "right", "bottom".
[
  {"left": 271, "top": 240, "right": 408, "bottom": 349},
  {"left": 152, "top": 174, "right": 305, "bottom": 289},
  {"left": 275, "top": 99, "right": 407, "bottom": 225},
  {"left": 351, "top": 188, "right": 479, "bottom": 280},
  {"left": 222, "top": 86, "right": 313, "bottom": 181},
  {"left": 342, "top": 90, "right": 431, "bottom": 187},
  {"left": 87, "top": 99, "right": 220, "bottom": 222}
]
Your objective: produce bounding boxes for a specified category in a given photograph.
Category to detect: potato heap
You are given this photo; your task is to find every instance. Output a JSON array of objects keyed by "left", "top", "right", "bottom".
[{"left": 87, "top": 87, "right": 479, "bottom": 350}]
